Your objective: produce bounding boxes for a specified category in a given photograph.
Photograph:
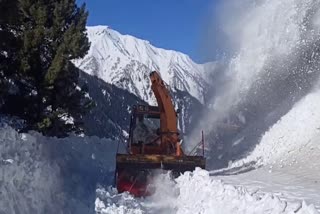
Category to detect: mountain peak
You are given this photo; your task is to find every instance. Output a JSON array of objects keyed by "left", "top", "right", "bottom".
[{"left": 75, "top": 26, "right": 207, "bottom": 104}]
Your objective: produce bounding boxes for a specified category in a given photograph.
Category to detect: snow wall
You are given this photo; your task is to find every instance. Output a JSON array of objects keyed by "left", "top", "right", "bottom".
[{"left": 0, "top": 124, "right": 119, "bottom": 214}]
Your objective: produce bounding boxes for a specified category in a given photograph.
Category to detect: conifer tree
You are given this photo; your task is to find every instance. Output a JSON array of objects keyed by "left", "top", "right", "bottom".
[
  {"left": 0, "top": 0, "right": 19, "bottom": 107},
  {"left": 0, "top": 0, "right": 93, "bottom": 136}
]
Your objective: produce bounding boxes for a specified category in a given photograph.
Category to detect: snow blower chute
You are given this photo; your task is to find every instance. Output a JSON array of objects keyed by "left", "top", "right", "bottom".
[{"left": 115, "top": 71, "right": 206, "bottom": 197}]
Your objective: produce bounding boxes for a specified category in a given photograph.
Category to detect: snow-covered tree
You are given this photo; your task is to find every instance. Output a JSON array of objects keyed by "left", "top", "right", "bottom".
[{"left": 0, "top": 0, "right": 93, "bottom": 136}]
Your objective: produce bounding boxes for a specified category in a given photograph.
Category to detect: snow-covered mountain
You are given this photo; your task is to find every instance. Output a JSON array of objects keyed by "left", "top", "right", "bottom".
[
  {"left": 73, "top": 26, "right": 207, "bottom": 140},
  {"left": 74, "top": 26, "right": 207, "bottom": 104}
]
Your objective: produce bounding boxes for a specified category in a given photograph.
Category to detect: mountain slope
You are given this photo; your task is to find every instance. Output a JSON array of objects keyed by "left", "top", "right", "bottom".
[
  {"left": 74, "top": 26, "right": 207, "bottom": 104},
  {"left": 79, "top": 71, "right": 205, "bottom": 141}
]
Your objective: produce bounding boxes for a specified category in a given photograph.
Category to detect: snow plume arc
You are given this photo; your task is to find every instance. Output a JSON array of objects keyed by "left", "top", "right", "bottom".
[{"left": 190, "top": 0, "right": 320, "bottom": 167}]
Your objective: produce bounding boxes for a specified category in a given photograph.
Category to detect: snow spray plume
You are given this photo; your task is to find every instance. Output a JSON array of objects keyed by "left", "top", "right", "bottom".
[
  {"left": 190, "top": 0, "right": 320, "bottom": 169},
  {"left": 144, "top": 171, "right": 179, "bottom": 214}
]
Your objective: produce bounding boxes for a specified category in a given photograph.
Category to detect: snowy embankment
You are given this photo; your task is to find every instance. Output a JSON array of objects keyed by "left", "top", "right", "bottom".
[
  {"left": 0, "top": 122, "right": 118, "bottom": 214},
  {"left": 209, "top": 87, "right": 320, "bottom": 210},
  {"left": 228, "top": 87, "right": 320, "bottom": 169},
  {"left": 0, "top": 126, "right": 62, "bottom": 213},
  {"left": 0, "top": 118, "right": 318, "bottom": 214},
  {"left": 95, "top": 168, "right": 318, "bottom": 214}
]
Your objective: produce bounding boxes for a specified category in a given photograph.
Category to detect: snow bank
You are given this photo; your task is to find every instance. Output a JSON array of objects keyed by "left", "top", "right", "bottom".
[
  {"left": 0, "top": 126, "right": 63, "bottom": 213},
  {"left": 0, "top": 124, "right": 119, "bottom": 214},
  {"left": 175, "top": 169, "right": 317, "bottom": 214},
  {"left": 95, "top": 168, "right": 318, "bottom": 214},
  {"left": 229, "top": 88, "right": 320, "bottom": 169}
]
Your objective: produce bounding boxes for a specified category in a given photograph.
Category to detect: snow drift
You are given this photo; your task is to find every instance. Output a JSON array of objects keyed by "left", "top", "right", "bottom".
[
  {"left": 95, "top": 168, "right": 318, "bottom": 214},
  {"left": 229, "top": 87, "right": 320, "bottom": 169},
  {"left": 0, "top": 123, "right": 119, "bottom": 214}
]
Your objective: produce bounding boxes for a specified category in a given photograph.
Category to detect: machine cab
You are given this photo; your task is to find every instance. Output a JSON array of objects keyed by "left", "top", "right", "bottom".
[{"left": 128, "top": 105, "right": 163, "bottom": 155}]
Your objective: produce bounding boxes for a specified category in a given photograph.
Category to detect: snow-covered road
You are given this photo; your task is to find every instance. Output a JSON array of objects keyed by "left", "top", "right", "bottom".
[{"left": 216, "top": 167, "right": 320, "bottom": 211}]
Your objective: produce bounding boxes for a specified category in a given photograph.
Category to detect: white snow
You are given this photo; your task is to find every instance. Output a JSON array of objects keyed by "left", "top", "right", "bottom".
[
  {"left": 2, "top": 159, "right": 14, "bottom": 164},
  {"left": 209, "top": 87, "right": 320, "bottom": 211},
  {"left": 3, "top": 0, "right": 320, "bottom": 212},
  {"left": 175, "top": 169, "right": 317, "bottom": 214},
  {"left": 60, "top": 114, "right": 75, "bottom": 125},
  {"left": 73, "top": 26, "right": 207, "bottom": 104},
  {"left": 95, "top": 188, "right": 144, "bottom": 214},
  {"left": 0, "top": 123, "right": 119, "bottom": 213},
  {"left": 192, "top": 0, "right": 320, "bottom": 141},
  {"left": 95, "top": 168, "right": 318, "bottom": 214},
  {"left": 228, "top": 87, "right": 320, "bottom": 168}
]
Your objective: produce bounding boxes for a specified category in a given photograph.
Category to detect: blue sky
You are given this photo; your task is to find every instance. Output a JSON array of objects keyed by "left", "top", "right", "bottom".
[{"left": 77, "top": 0, "right": 217, "bottom": 63}]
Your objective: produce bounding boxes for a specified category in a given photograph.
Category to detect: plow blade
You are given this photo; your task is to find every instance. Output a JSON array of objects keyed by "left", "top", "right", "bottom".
[
  {"left": 115, "top": 154, "right": 206, "bottom": 196},
  {"left": 116, "top": 154, "right": 206, "bottom": 173}
]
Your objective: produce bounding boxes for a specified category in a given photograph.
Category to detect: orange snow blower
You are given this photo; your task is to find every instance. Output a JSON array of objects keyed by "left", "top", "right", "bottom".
[{"left": 115, "top": 71, "right": 206, "bottom": 197}]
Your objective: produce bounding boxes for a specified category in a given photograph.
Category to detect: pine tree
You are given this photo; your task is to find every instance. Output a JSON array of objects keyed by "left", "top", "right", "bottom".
[
  {"left": 0, "top": 0, "right": 20, "bottom": 107},
  {"left": 0, "top": 0, "right": 93, "bottom": 136}
]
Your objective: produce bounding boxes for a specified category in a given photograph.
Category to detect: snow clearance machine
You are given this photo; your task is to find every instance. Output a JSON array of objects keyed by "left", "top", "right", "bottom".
[{"left": 115, "top": 71, "right": 206, "bottom": 197}]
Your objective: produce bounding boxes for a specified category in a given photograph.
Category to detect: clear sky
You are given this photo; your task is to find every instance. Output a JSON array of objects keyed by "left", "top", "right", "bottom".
[{"left": 76, "top": 0, "right": 216, "bottom": 63}]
